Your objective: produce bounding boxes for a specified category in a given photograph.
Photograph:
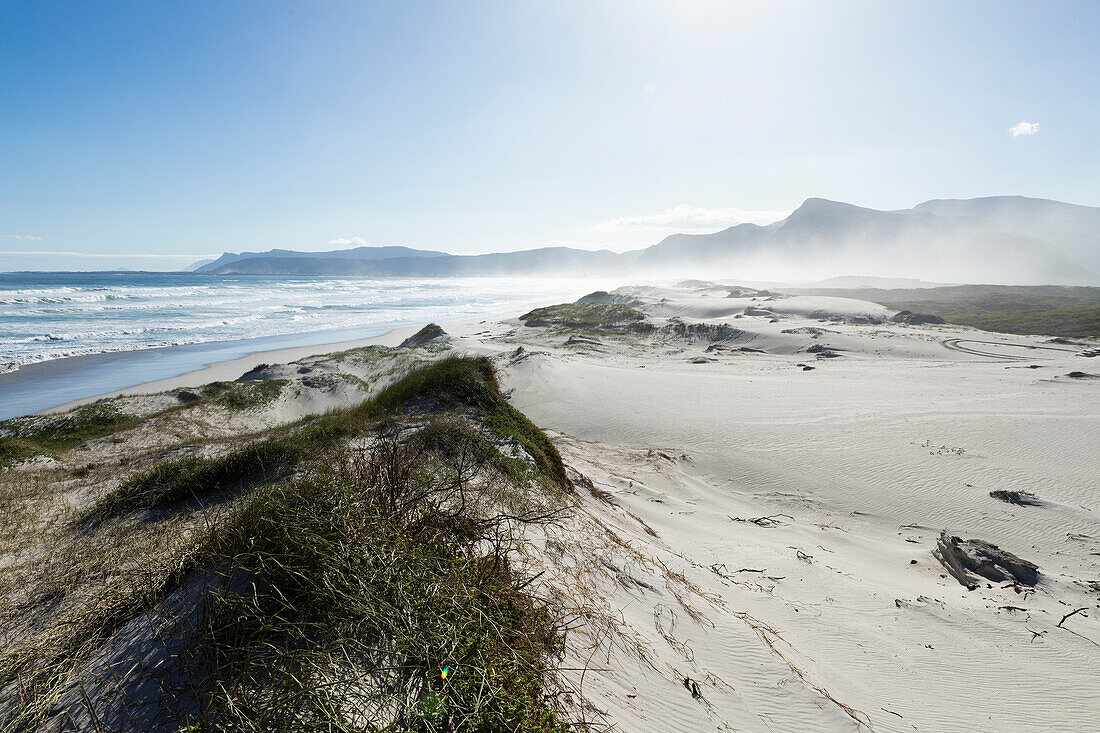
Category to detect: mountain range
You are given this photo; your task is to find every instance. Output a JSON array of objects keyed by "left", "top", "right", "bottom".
[{"left": 193, "top": 196, "right": 1100, "bottom": 285}]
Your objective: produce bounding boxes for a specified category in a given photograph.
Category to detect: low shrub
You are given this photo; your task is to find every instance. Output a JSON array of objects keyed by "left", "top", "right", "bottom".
[
  {"left": 0, "top": 403, "right": 140, "bottom": 466},
  {"left": 519, "top": 303, "right": 646, "bottom": 330},
  {"left": 201, "top": 379, "right": 288, "bottom": 410}
]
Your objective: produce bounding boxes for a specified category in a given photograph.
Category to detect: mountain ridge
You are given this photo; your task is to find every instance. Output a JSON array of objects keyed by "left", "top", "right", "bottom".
[{"left": 192, "top": 196, "right": 1100, "bottom": 285}]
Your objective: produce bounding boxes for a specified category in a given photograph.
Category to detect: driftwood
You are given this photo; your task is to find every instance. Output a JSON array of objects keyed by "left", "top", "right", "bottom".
[
  {"left": 989, "top": 490, "right": 1041, "bottom": 506},
  {"left": 728, "top": 514, "right": 792, "bottom": 527},
  {"left": 1057, "top": 607, "right": 1087, "bottom": 628},
  {"left": 933, "top": 531, "right": 1039, "bottom": 588}
]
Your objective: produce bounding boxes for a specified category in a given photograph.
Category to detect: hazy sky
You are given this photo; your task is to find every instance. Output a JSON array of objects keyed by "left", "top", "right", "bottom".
[{"left": 2, "top": 1, "right": 1098, "bottom": 269}]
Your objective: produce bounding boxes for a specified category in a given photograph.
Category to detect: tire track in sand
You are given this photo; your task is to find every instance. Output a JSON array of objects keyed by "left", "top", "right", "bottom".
[{"left": 940, "top": 338, "right": 1078, "bottom": 361}]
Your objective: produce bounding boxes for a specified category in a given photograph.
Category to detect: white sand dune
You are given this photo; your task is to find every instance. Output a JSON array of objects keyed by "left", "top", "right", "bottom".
[
  {"left": 472, "top": 288, "right": 1099, "bottom": 732},
  {"left": 642, "top": 290, "right": 892, "bottom": 321},
  {"left": 28, "top": 284, "right": 1097, "bottom": 731}
]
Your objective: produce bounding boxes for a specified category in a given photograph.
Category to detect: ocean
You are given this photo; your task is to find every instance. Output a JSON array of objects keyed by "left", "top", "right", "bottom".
[{"left": 0, "top": 272, "right": 603, "bottom": 419}]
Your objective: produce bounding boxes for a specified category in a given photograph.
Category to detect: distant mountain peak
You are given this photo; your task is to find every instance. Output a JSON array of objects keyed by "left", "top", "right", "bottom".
[
  {"left": 780, "top": 197, "right": 886, "bottom": 231},
  {"left": 194, "top": 245, "right": 451, "bottom": 273},
  {"left": 188, "top": 195, "right": 1098, "bottom": 284},
  {"left": 793, "top": 197, "right": 868, "bottom": 211}
]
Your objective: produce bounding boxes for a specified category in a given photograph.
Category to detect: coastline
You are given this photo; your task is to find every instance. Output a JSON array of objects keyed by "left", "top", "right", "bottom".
[
  {"left": 3, "top": 282, "right": 1098, "bottom": 731},
  {"left": 0, "top": 273, "right": 611, "bottom": 419},
  {"left": 43, "top": 325, "right": 412, "bottom": 414},
  {"left": 2, "top": 317, "right": 485, "bottom": 419}
]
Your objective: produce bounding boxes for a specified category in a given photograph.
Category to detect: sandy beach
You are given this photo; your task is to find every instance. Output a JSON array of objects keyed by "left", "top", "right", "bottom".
[
  {"left": 8, "top": 5, "right": 1098, "bottom": 730},
  {"left": 488, "top": 287, "right": 1100, "bottom": 731},
  {"left": 4, "top": 302, "right": 570, "bottom": 419},
  {"left": 39, "top": 322, "right": 432, "bottom": 414},
  {"left": 2, "top": 282, "right": 1098, "bottom": 731}
]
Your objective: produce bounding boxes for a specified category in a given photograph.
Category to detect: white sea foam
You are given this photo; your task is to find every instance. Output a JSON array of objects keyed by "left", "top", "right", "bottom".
[{"left": 0, "top": 273, "right": 608, "bottom": 370}]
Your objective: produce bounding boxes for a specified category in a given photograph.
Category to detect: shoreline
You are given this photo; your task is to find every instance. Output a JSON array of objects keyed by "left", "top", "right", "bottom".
[
  {"left": 47, "top": 316, "right": 502, "bottom": 416},
  {"left": 1, "top": 316, "right": 490, "bottom": 419},
  {"left": 0, "top": 274, "right": 613, "bottom": 420},
  {"left": 3, "top": 282, "right": 1098, "bottom": 731},
  {"left": 43, "top": 325, "right": 415, "bottom": 414}
]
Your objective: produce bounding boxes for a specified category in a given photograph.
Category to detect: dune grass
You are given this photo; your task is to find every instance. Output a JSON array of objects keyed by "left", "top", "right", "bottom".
[
  {"left": 0, "top": 380, "right": 287, "bottom": 470},
  {"left": 364, "top": 356, "right": 569, "bottom": 489},
  {"left": 2, "top": 356, "right": 577, "bottom": 731},
  {"left": 0, "top": 403, "right": 141, "bottom": 466},
  {"left": 788, "top": 284, "right": 1100, "bottom": 339},
  {"left": 85, "top": 356, "right": 565, "bottom": 523},
  {"left": 200, "top": 379, "right": 289, "bottom": 410},
  {"left": 661, "top": 322, "right": 743, "bottom": 341},
  {"left": 196, "top": 470, "right": 570, "bottom": 731},
  {"left": 84, "top": 436, "right": 308, "bottom": 522},
  {"left": 519, "top": 302, "right": 648, "bottom": 331},
  {"left": 0, "top": 436, "right": 40, "bottom": 467}
]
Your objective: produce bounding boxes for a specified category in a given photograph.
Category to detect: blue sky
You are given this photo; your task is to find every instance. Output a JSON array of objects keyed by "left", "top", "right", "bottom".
[{"left": 1, "top": 0, "right": 1097, "bottom": 269}]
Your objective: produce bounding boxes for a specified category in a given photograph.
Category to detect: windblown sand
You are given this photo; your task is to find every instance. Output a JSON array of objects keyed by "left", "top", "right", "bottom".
[
  {"left": 20, "top": 284, "right": 1098, "bottom": 732},
  {"left": 469, "top": 287, "right": 1098, "bottom": 732}
]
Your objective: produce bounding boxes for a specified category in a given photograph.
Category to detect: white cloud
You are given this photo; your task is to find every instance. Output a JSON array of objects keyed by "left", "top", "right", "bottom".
[
  {"left": 328, "top": 236, "right": 369, "bottom": 246},
  {"left": 2, "top": 234, "right": 43, "bottom": 241},
  {"left": 1009, "top": 121, "right": 1039, "bottom": 137}
]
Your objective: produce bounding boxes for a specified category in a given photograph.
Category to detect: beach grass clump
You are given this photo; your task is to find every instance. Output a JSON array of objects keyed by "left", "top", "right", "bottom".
[
  {"left": 2, "top": 356, "right": 577, "bottom": 731},
  {"left": 781, "top": 326, "right": 836, "bottom": 337},
  {"left": 323, "top": 343, "right": 395, "bottom": 363},
  {"left": 200, "top": 378, "right": 288, "bottom": 410},
  {"left": 519, "top": 302, "right": 648, "bottom": 332},
  {"left": 29, "top": 403, "right": 138, "bottom": 448},
  {"left": 84, "top": 419, "right": 358, "bottom": 522},
  {"left": 85, "top": 356, "right": 563, "bottom": 521},
  {"left": 0, "top": 403, "right": 140, "bottom": 465},
  {"left": 195, "top": 463, "right": 571, "bottom": 731},
  {"left": 0, "top": 435, "right": 41, "bottom": 467},
  {"left": 364, "top": 356, "right": 568, "bottom": 489},
  {"left": 416, "top": 417, "right": 532, "bottom": 490},
  {"left": 661, "top": 322, "right": 743, "bottom": 342},
  {"left": 989, "top": 489, "right": 1042, "bottom": 506},
  {"left": 85, "top": 443, "right": 288, "bottom": 521}
]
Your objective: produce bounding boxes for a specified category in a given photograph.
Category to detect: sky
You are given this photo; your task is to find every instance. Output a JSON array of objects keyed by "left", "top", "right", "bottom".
[{"left": 1, "top": 0, "right": 1098, "bottom": 270}]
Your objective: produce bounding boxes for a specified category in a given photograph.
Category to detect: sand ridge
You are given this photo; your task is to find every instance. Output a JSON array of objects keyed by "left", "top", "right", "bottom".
[
  {"left": 7, "top": 283, "right": 1096, "bottom": 731},
  {"left": 471, "top": 284, "right": 1100, "bottom": 732}
]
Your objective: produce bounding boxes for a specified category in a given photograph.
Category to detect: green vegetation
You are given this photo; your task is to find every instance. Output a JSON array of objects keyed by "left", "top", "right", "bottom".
[
  {"left": 0, "top": 380, "right": 292, "bottom": 469},
  {"left": 70, "top": 462, "right": 97, "bottom": 478},
  {"left": 0, "top": 436, "right": 39, "bottom": 467},
  {"left": 787, "top": 285, "right": 1100, "bottom": 339},
  {"left": 0, "top": 403, "right": 140, "bottom": 466},
  {"left": 198, "top": 467, "right": 569, "bottom": 731},
  {"left": 661, "top": 322, "right": 742, "bottom": 341},
  {"left": 324, "top": 343, "right": 396, "bottom": 364},
  {"left": 366, "top": 356, "right": 568, "bottom": 489},
  {"left": 86, "top": 357, "right": 566, "bottom": 524},
  {"left": 86, "top": 437, "right": 307, "bottom": 521},
  {"left": 519, "top": 302, "right": 648, "bottom": 332},
  {"left": 87, "top": 412, "right": 362, "bottom": 521},
  {"left": 417, "top": 418, "right": 532, "bottom": 490},
  {"left": 200, "top": 378, "right": 289, "bottom": 410},
  {"left": 2, "top": 356, "right": 576, "bottom": 731}
]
